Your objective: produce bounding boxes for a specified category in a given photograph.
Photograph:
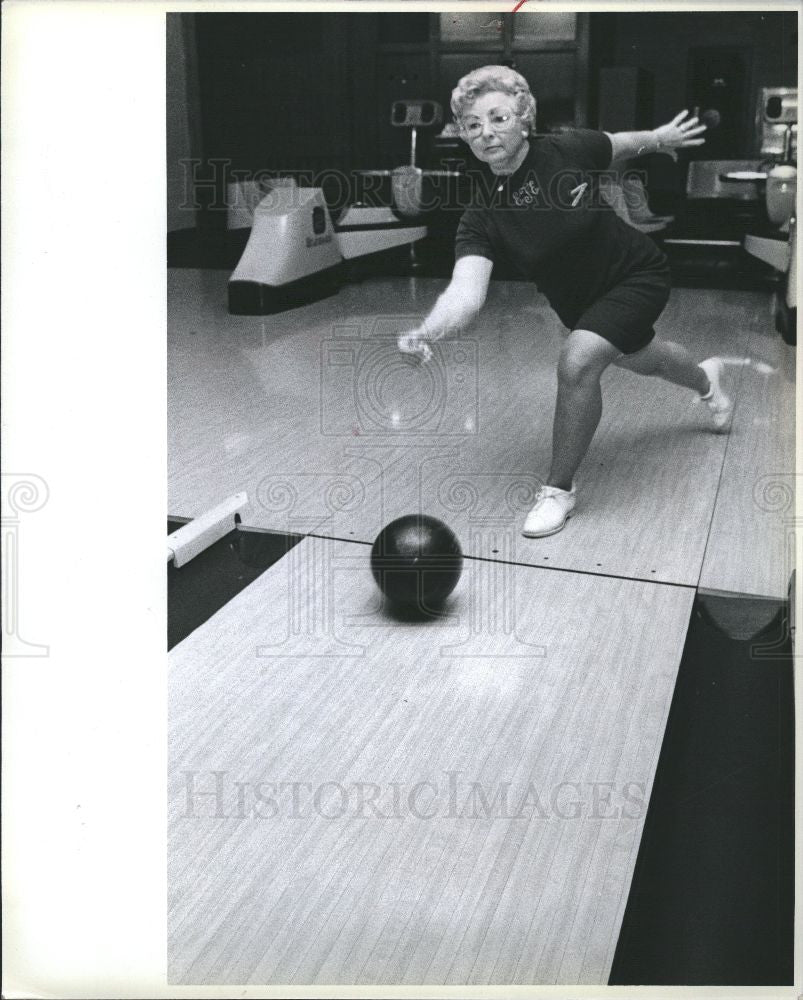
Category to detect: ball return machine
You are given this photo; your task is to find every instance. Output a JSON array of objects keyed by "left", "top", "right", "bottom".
[{"left": 227, "top": 100, "right": 460, "bottom": 315}]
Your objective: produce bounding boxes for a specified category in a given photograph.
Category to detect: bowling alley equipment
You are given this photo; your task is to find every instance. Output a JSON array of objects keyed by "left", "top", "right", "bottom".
[
  {"left": 370, "top": 514, "right": 463, "bottom": 614},
  {"left": 228, "top": 100, "right": 460, "bottom": 315},
  {"left": 756, "top": 86, "right": 798, "bottom": 161},
  {"left": 742, "top": 87, "right": 797, "bottom": 343},
  {"left": 356, "top": 99, "right": 460, "bottom": 221},
  {"left": 660, "top": 84, "right": 797, "bottom": 343}
]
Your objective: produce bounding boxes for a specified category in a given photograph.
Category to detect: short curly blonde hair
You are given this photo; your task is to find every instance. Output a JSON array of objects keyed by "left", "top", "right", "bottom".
[{"left": 450, "top": 64, "right": 537, "bottom": 135}]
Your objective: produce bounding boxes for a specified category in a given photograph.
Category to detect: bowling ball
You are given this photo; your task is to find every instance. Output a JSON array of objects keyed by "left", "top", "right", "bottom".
[{"left": 370, "top": 514, "right": 463, "bottom": 612}]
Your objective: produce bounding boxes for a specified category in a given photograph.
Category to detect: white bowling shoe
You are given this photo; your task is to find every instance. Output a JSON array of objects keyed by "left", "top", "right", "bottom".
[
  {"left": 698, "top": 357, "right": 733, "bottom": 432},
  {"left": 522, "top": 482, "right": 576, "bottom": 538}
]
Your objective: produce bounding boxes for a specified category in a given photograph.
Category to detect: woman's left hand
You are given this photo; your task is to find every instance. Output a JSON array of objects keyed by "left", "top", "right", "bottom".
[{"left": 654, "top": 110, "right": 707, "bottom": 159}]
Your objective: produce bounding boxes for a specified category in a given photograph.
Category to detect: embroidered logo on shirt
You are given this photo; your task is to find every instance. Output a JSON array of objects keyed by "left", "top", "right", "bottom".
[{"left": 511, "top": 179, "right": 540, "bottom": 206}]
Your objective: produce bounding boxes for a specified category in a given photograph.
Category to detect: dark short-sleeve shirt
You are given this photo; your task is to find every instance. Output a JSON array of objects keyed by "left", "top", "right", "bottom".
[{"left": 454, "top": 129, "right": 668, "bottom": 323}]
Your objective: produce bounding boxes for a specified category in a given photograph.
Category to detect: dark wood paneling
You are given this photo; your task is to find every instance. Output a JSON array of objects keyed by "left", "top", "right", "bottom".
[
  {"left": 604, "top": 12, "right": 797, "bottom": 154},
  {"left": 195, "top": 14, "right": 353, "bottom": 169}
]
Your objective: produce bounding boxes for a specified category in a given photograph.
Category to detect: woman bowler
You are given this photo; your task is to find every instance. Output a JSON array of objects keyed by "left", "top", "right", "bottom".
[{"left": 398, "top": 65, "right": 732, "bottom": 538}]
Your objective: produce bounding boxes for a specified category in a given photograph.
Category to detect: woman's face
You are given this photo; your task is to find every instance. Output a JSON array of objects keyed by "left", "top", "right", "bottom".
[{"left": 461, "top": 90, "right": 529, "bottom": 173}]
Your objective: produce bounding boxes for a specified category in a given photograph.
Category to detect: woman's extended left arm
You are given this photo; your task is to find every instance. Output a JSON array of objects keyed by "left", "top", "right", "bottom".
[{"left": 605, "top": 109, "right": 707, "bottom": 163}]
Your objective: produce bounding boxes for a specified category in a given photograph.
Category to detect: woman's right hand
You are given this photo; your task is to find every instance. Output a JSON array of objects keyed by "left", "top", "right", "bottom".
[{"left": 397, "top": 329, "right": 434, "bottom": 363}]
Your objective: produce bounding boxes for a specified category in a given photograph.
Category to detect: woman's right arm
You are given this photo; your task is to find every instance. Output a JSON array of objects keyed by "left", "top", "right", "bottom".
[{"left": 398, "top": 255, "right": 493, "bottom": 360}]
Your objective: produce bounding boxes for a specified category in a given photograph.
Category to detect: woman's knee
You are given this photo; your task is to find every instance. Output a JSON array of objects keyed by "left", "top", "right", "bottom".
[{"left": 558, "top": 332, "right": 618, "bottom": 386}]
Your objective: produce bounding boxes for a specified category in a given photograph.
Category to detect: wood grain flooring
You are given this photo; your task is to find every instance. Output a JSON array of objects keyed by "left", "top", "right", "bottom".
[
  {"left": 698, "top": 313, "right": 796, "bottom": 598},
  {"left": 168, "top": 269, "right": 782, "bottom": 590},
  {"left": 166, "top": 266, "right": 792, "bottom": 987},
  {"left": 169, "top": 537, "right": 693, "bottom": 985}
]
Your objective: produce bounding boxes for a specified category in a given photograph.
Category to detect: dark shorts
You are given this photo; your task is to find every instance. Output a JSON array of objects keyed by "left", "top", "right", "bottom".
[{"left": 557, "top": 263, "right": 673, "bottom": 355}]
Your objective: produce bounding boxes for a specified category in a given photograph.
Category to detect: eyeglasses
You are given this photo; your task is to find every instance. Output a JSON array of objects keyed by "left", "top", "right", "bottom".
[{"left": 460, "top": 110, "right": 520, "bottom": 139}]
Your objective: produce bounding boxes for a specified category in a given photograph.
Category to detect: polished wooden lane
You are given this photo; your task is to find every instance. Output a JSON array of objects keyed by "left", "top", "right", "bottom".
[
  {"left": 698, "top": 316, "right": 796, "bottom": 599},
  {"left": 169, "top": 536, "right": 694, "bottom": 985},
  {"left": 169, "top": 268, "right": 771, "bottom": 588}
]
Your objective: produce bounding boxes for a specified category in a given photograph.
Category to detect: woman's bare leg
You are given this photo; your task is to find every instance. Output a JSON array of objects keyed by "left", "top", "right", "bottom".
[
  {"left": 614, "top": 338, "right": 710, "bottom": 393},
  {"left": 547, "top": 329, "right": 621, "bottom": 490},
  {"left": 547, "top": 333, "right": 717, "bottom": 492}
]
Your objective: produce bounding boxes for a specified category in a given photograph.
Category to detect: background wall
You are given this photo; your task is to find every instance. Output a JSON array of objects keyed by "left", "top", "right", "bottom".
[
  {"left": 166, "top": 14, "right": 199, "bottom": 231},
  {"left": 598, "top": 11, "right": 797, "bottom": 149}
]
